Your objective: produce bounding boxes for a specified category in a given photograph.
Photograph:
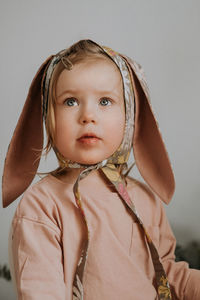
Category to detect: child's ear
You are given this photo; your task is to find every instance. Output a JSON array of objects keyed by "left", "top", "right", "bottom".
[
  {"left": 2, "top": 56, "right": 53, "bottom": 208},
  {"left": 122, "top": 55, "right": 175, "bottom": 204}
]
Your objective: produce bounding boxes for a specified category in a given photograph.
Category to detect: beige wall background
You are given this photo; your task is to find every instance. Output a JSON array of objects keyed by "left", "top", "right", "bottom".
[{"left": 0, "top": 0, "right": 200, "bottom": 298}]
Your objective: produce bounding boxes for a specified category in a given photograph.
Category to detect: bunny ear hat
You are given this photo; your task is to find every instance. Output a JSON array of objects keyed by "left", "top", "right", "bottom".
[{"left": 2, "top": 41, "right": 175, "bottom": 208}]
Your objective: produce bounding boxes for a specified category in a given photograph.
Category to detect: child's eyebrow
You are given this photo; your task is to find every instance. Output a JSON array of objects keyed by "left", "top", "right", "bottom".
[
  {"left": 57, "top": 89, "right": 77, "bottom": 99},
  {"left": 57, "top": 88, "right": 122, "bottom": 100}
]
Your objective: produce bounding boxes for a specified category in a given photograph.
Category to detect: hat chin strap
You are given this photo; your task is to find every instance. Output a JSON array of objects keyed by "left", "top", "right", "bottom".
[{"left": 53, "top": 146, "right": 112, "bottom": 170}]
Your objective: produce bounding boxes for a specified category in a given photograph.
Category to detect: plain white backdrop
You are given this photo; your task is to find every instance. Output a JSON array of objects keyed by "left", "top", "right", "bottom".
[{"left": 0, "top": 0, "right": 200, "bottom": 298}]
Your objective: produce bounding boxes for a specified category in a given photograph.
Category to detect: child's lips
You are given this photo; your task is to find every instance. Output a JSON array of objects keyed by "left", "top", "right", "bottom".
[{"left": 77, "top": 134, "right": 101, "bottom": 145}]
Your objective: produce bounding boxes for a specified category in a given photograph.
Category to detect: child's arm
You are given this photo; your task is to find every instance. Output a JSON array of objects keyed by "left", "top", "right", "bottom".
[
  {"left": 158, "top": 200, "right": 200, "bottom": 299},
  {"left": 10, "top": 185, "right": 66, "bottom": 299}
]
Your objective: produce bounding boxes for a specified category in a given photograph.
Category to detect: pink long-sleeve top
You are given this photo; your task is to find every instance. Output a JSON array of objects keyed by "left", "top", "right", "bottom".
[{"left": 10, "top": 172, "right": 200, "bottom": 299}]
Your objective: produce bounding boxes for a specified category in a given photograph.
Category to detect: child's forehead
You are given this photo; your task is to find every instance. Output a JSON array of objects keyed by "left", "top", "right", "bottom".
[
  {"left": 65, "top": 56, "right": 120, "bottom": 75},
  {"left": 56, "top": 58, "right": 123, "bottom": 95}
]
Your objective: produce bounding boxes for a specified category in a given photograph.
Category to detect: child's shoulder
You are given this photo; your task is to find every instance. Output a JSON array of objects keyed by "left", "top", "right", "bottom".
[
  {"left": 126, "top": 176, "right": 163, "bottom": 224},
  {"left": 14, "top": 174, "right": 69, "bottom": 224},
  {"left": 126, "top": 176, "right": 156, "bottom": 199},
  {"left": 126, "top": 176, "right": 162, "bottom": 208},
  {"left": 22, "top": 174, "right": 63, "bottom": 199}
]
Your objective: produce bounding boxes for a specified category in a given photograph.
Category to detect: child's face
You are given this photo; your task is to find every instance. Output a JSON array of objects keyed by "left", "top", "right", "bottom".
[{"left": 54, "top": 58, "right": 125, "bottom": 165}]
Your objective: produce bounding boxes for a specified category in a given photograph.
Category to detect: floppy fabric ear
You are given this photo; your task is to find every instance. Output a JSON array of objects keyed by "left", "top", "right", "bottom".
[
  {"left": 121, "top": 55, "right": 175, "bottom": 204},
  {"left": 2, "top": 56, "right": 53, "bottom": 208}
]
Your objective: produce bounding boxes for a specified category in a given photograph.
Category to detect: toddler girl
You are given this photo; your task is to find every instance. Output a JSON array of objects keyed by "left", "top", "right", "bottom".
[{"left": 2, "top": 39, "right": 200, "bottom": 299}]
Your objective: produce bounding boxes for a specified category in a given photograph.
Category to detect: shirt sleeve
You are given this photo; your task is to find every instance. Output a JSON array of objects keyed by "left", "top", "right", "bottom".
[
  {"left": 10, "top": 187, "right": 66, "bottom": 300},
  {"left": 158, "top": 201, "right": 200, "bottom": 300}
]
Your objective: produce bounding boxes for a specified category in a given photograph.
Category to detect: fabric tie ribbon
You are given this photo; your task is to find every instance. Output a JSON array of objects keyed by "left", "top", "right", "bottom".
[{"left": 72, "top": 163, "right": 172, "bottom": 300}]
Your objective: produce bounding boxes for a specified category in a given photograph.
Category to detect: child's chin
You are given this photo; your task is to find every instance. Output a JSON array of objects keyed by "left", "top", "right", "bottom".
[{"left": 77, "top": 158, "right": 103, "bottom": 166}]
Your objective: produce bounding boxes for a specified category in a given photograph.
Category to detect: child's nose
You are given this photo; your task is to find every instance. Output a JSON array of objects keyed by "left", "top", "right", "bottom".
[{"left": 79, "top": 104, "right": 97, "bottom": 124}]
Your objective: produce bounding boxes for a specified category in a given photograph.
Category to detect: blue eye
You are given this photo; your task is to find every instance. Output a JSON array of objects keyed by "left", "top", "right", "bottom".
[
  {"left": 100, "top": 98, "right": 111, "bottom": 106},
  {"left": 64, "top": 98, "right": 78, "bottom": 106}
]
